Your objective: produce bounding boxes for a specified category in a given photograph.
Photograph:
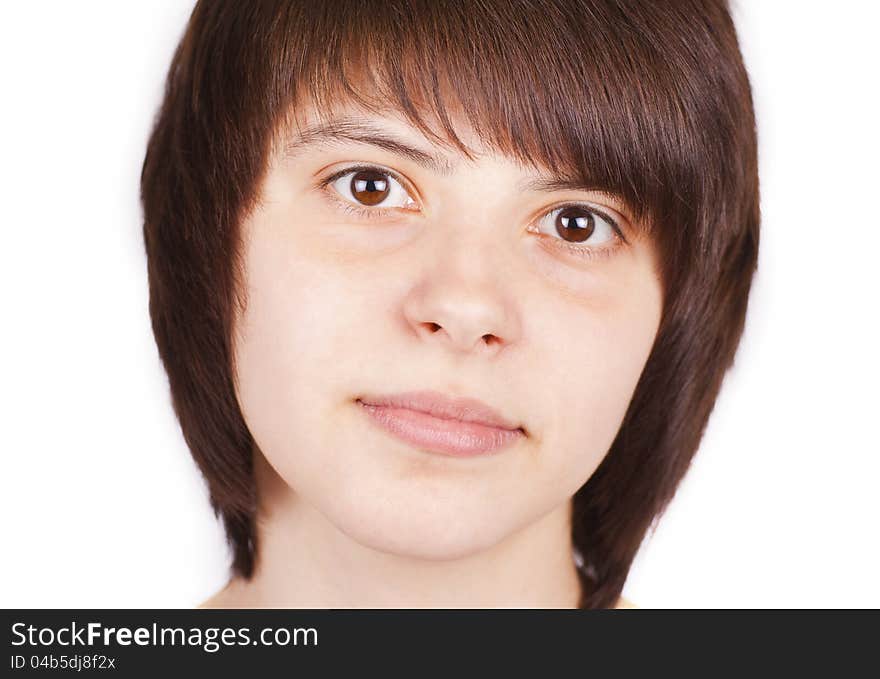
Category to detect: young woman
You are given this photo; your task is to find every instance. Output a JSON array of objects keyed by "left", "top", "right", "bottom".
[{"left": 141, "top": 0, "right": 759, "bottom": 608}]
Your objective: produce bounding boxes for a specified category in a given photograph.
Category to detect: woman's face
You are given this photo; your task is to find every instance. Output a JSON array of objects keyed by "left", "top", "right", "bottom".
[{"left": 232, "top": 103, "right": 663, "bottom": 559}]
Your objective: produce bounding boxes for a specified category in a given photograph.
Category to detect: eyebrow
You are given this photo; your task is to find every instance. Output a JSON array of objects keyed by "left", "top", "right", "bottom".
[
  {"left": 284, "top": 118, "right": 456, "bottom": 175},
  {"left": 283, "top": 117, "right": 613, "bottom": 196}
]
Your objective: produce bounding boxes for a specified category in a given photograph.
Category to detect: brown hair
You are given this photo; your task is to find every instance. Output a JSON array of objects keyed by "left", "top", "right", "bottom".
[{"left": 141, "top": 0, "right": 759, "bottom": 608}]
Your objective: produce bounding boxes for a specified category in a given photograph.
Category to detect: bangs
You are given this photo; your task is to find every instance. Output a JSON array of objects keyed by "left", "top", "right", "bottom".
[{"left": 250, "top": 0, "right": 745, "bottom": 247}]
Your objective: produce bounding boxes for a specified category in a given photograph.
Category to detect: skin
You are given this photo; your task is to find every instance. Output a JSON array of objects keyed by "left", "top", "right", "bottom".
[{"left": 201, "top": 102, "right": 662, "bottom": 608}]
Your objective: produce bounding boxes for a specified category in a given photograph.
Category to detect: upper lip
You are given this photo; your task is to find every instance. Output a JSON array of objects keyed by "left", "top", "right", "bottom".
[{"left": 357, "top": 390, "right": 525, "bottom": 433}]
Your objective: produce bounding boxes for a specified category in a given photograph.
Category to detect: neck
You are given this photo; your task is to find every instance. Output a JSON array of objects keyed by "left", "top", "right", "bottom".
[{"left": 215, "top": 450, "right": 583, "bottom": 608}]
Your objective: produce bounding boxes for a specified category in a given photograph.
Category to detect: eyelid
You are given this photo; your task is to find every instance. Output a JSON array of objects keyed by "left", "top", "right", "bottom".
[
  {"left": 535, "top": 200, "right": 629, "bottom": 243},
  {"left": 319, "top": 163, "right": 421, "bottom": 210},
  {"left": 528, "top": 202, "right": 629, "bottom": 263},
  {"left": 319, "top": 163, "right": 629, "bottom": 228},
  {"left": 539, "top": 201, "right": 628, "bottom": 243},
  {"left": 317, "top": 164, "right": 631, "bottom": 261}
]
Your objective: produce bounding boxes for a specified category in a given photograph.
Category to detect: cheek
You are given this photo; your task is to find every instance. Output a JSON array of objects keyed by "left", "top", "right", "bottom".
[
  {"left": 529, "top": 266, "right": 662, "bottom": 482},
  {"left": 230, "top": 217, "right": 362, "bottom": 483}
]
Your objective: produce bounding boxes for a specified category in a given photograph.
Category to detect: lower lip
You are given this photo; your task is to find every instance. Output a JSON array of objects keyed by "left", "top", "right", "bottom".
[{"left": 356, "top": 400, "right": 524, "bottom": 457}]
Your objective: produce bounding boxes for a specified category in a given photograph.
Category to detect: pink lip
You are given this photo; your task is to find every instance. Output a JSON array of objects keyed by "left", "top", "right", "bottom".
[{"left": 356, "top": 390, "right": 526, "bottom": 457}]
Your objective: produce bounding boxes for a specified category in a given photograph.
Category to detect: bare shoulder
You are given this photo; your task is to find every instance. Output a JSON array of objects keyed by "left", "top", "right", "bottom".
[
  {"left": 614, "top": 595, "right": 639, "bottom": 609},
  {"left": 197, "top": 579, "right": 246, "bottom": 609},
  {"left": 196, "top": 589, "right": 226, "bottom": 609},
  {"left": 196, "top": 594, "right": 221, "bottom": 609}
]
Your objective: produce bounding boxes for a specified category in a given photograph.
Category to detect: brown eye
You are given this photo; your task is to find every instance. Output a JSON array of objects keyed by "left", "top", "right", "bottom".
[
  {"left": 535, "top": 204, "right": 619, "bottom": 249},
  {"left": 350, "top": 169, "right": 390, "bottom": 206},
  {"left": 555, "top": 206, "right": 595, "bottom": 242},
  {"left": 327, "top": 166, "right": 418, "bottom": 212}
]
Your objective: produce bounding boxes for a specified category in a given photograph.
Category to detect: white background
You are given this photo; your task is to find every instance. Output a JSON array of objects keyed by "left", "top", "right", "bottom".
[{"left": 1, "top": 1, "right": 877, "bottom": 608}]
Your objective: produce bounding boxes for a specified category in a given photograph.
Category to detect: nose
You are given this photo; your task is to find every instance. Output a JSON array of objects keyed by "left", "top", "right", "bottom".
[{"left": 401, "top": 227, "right": 521, "bottom": 357}]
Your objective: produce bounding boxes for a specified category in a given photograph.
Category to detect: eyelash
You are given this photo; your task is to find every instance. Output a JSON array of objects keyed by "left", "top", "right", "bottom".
[{"left": 317, "top": 164, "right": 627, "bottom": 261}]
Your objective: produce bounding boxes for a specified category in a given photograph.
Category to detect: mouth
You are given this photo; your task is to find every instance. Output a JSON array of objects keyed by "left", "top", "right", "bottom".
[{"left": 355, "top": 390, "right": 526, "bottom": 457}]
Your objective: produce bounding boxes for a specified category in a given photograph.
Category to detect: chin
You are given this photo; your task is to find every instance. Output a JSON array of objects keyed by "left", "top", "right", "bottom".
[{"left": 325, "top": 497, "right": 517, "bottom": 562}]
